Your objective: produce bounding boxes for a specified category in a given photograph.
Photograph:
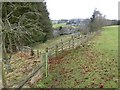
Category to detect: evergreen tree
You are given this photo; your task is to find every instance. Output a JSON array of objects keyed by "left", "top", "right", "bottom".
[
  {"left": 1, "top": 1, "right": 52, "bottom": 77},
  {"left": 2, "top": 2, "right": 52, "bottom": 52}
]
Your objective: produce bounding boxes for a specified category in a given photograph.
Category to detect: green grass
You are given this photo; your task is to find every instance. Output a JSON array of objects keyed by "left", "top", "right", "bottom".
[
  {"left": 33, "top": 34, "right": 72, "bottom": 52},
  {"left": 52, "top": 23, "right": 79, "bottom": 28},
  {"left": 94, "top": 26, "right": 118, "bottom": 51},
  {"left": 37, "top": 25, "right": 118, "bottom": 88},
  {"left": 52, "top": 23, "right": 67, "bottom": 28}
]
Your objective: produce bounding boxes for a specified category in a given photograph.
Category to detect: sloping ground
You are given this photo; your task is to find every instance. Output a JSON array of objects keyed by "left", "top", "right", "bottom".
[
  {"left": 4, "top": 52, "right": 42, "bottom": 88},
  {"left": 33, "top": 34, "right": 72, "bottom": 53},
  {"left": 3, "top": 30, "right": 81, "bottom": 88},
  {"left": 37, "top": 26, "right": 118, "bottom": 88}
]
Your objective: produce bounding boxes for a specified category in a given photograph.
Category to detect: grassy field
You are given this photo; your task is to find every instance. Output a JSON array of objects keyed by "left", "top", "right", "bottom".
[
  {"left": 52, "top": 23, "right": 78, "bottom": 28},
  {"left": 33, "top": 34, "right": 72, "bottom": 52},
  {"left": 52, "top": 23, "right": 67, "bottom": 28},
  {"left": 37, "top": 26, "right": 118, "bottom": 88}
]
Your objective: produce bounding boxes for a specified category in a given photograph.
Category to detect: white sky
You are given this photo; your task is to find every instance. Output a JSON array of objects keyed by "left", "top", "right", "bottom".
[{"left": 46, "top": 0, "right": 119, "bottom": 20}]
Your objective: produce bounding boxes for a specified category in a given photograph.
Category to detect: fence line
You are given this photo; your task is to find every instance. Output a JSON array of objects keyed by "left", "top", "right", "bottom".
[
  {"left": 17, "top": 64, "right": 44, "bottom": 89},
  {"left": 15, "top": 31, "right": 100, "bottom": 89}
]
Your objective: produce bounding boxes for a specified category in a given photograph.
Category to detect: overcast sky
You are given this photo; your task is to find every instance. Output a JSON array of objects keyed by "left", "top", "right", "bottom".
[{"left": 46, "top": 0, "right": 119, "bottom": 20}]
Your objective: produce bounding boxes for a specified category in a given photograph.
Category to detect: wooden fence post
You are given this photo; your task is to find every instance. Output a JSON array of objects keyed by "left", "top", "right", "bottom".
[
  {"left": 2, "top": 62, "right": 7, "bottom": 88},
  {"left": 45, "top": 48, "right": 49, "bottom": 77},
  {"left": 30, "top": 48, "right": 34, "bottom": 56},
  {"left": 72, "top": 36, "right": 74, "bottom": 48},
  {"left": 79, "top": 34, "right": 81, "bottom": 45},
  {"left": 40, "top": 52, "right": 43, "bottom": 64},
  {"left": 61, "top": 39, "right": 63, "bottom": 52},
  {"left": 69, "top": 40, "right": 71, "bottom": 49},
  {"left": 39, "top": 51, "right": 41, "bottom": 59},
  {"left": 55, "top": 45, "right": 58, "bottom": 57},
  {"left": 37, "top": 50, "right": 39, "bottom": 58}
]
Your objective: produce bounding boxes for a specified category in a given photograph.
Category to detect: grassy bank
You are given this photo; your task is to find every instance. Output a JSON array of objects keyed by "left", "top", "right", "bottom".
[{"left": 37, "top": 26, "right": 118, "bottom": 88}]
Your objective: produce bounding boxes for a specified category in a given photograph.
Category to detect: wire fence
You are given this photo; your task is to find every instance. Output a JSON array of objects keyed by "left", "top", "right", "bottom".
[{"left": 3, "top": 31, "right": 100, "bottom": 88}]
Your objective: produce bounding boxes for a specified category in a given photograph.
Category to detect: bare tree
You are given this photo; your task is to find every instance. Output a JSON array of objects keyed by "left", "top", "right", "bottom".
[{"left": 89, "top": 8, "right": 106, "bottom": 32}]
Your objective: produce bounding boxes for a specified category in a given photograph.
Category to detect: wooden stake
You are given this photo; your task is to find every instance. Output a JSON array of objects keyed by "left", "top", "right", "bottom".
[
  {"left": 37, "top": 50, "right": 39, "bottom": 58},
  {"left": 45, "top": 48, "right": 48, "bottom": 77},
  {"left": 55, "top": 45, "right": 58, "bottom": 57},
  {"left": 72, "top": 36, "right": 74, "bottom": 48},
  {"left": 61, "top": 39, "right": 63, "bottom": 51},
  {"left": 69, "top": 40, "right": 71, "bottom": 49}
]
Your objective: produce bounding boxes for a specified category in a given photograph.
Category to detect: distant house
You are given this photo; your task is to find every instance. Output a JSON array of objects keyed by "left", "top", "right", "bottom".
[{"left": 66, "top": 18, "right": 81, "bottom": 26}]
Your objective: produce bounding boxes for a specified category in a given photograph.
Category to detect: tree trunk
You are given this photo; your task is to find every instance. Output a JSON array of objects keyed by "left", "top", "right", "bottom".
[{"left": 0, "top": 3, "right": 4, "bottom": 89}]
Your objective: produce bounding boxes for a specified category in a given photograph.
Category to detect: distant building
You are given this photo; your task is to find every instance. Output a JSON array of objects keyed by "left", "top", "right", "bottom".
[{"left": 66, "top": 18, "right": 82, "bottom": 26}]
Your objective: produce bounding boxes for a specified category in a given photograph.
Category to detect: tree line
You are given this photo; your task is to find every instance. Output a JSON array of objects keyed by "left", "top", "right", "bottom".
[
  {"left": 80, "top": 8, "right": 118, "bottom": 34},
  {"left": 1, "top": 2, "right": 53, "bottom": 87}
]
